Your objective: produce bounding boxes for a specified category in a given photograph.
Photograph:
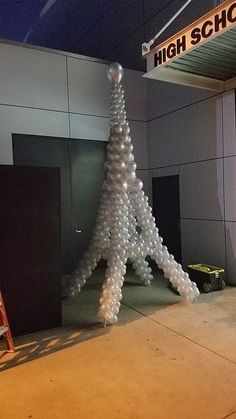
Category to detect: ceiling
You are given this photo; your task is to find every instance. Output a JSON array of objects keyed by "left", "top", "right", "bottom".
[{"left": 0, "top": 0, "right": 223, "bottom": 71}]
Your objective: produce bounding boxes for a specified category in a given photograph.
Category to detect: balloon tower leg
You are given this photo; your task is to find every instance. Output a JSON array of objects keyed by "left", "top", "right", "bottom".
[
  {"left": 99, "top": 193, "right": 129, "bottom": 324},
  {"left": 131, "top": 258, "right": 154, "bottom": 285}
]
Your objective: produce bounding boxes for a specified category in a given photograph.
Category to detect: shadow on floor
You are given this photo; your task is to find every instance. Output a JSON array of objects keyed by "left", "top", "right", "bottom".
[
  {"left": 0, "top": 267, "right": 225, "bottom": 372},
  {"left": 0, "top": 322, "right": 109, "bottom": 372}
]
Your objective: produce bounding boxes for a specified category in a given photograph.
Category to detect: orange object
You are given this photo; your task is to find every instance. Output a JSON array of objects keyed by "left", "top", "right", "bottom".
[{"left": 0, "top": 290, "right": 14, "bottom": 352}]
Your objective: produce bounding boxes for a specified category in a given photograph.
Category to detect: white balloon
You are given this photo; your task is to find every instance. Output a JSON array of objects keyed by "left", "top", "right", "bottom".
[{"left": 107, "top": 62, "right": 124, "bottom": 83}]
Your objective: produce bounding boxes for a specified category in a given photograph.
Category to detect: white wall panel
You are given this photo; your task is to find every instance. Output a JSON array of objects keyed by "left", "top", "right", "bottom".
[
  {"left": 0, "top": 42, "right": 149, "bottom": 203},
  {"left": 70, "top": 117, "right": 148, "bottom": 165},
  {"left": 0, "top": 43, "right": 68, "bottom": 112},
  {"left": 148, "top": 96, "right": 223, "bottom": 168},
  {"left": 180, "top": 159, "right": 224, "bottom": 220},
  {"left": 225, "top": 222, "right": 236, "bottom": 284},
  {"left": 129, "top": 120, "right": 148, "bottom": 169},
  {"left": 222, "top": 90, "right": 236, "bottom": 157},
  {"left": 70, "top": 113, "right": 109, "bottom": 141},
  {"left": 0, "top": 105, "right": 69, "bottom": 164},
  {"left": 152, "top": 165, "right": 179, "bottom": 178},
  {"left": 147, "top": 79, "right": 216, "bottom": 121},
  {"left": 224, "top": 156, "right": 236, "bottom": 222},
  {"left": 123, "top": 68, "right": 147, "bottom": 122},
  {"left": 67, "top": 57, "right": 110, "bottom": 117},
  {"left": 67, "top": 58, "right": 147, "bottom": 122},
  {"left": 181, "top": 219, "right": 226, "bottom": 270}
]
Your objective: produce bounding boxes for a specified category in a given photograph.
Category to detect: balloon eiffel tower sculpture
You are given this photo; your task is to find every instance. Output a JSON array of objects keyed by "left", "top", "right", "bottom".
[{"left": 69, "top": 63, "right": 199, "bottom": 325}]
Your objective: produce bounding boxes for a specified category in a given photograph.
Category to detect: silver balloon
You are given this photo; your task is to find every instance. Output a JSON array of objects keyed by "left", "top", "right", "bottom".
[{"left": 107, "top": 63, "right": 124, "bottom": 84}]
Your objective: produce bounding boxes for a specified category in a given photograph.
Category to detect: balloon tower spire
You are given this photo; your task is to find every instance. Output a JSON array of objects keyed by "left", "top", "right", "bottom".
[{"left": 69, "top": 62, "right": 199, "bottom": 324}]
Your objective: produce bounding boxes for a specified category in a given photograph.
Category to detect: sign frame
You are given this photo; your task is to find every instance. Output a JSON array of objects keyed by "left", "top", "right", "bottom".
[{"left": 143, "top": 0, "right": 236, "bottom": 91}]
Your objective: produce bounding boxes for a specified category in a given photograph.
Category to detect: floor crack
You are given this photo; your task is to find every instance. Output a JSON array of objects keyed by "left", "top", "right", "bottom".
[{"left": 221, "top": 410, "right": 236, "bottom": 419}]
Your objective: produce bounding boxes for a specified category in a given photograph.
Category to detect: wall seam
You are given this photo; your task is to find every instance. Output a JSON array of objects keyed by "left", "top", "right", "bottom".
[
  {"left": 0, "top": 40, "right": 110, "bottom": 65},
  {"left": 65, "top": 55, "right": 76, "bottom": 269},
  {"left": 0, "top": 102, "right": 146, "bottom": 123},
  {"left": 148, "top": 91, "right": 223, "bottom": 123},
  {"left": 181, "top": 217, "right": 225, "bottom": 223},
  {"left": 222, "top": 93, "right": 228, "bottom": 279},
  {"left": 149, "top": 155, "right": 233, "bottom": 170},
  {"left": 145, "top": 80, "right": 153, "bottom": 203}
]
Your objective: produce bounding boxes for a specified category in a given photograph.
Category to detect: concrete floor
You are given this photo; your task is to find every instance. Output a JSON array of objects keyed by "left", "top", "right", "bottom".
[{"left": 0, "top": 268, "right": 236, "bottom": 419}]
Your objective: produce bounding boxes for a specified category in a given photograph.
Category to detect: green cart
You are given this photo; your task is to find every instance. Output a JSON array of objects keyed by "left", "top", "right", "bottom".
[{"left": 188, "top": 263, "right": 225, "bottom": 293}]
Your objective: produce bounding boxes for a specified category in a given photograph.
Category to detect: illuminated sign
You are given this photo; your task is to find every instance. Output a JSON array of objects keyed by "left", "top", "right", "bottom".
[{"left": 147, "top": 0, "right": 236, "bottom": 71}]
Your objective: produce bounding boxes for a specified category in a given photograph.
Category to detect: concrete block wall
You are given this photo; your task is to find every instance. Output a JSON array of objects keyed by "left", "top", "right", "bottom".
[
  {"left": 147, "top": 78, "right": 236, "bottom": 284},
  {"left": 0, "top": 41, "right": 149, "bottom": 196}
]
